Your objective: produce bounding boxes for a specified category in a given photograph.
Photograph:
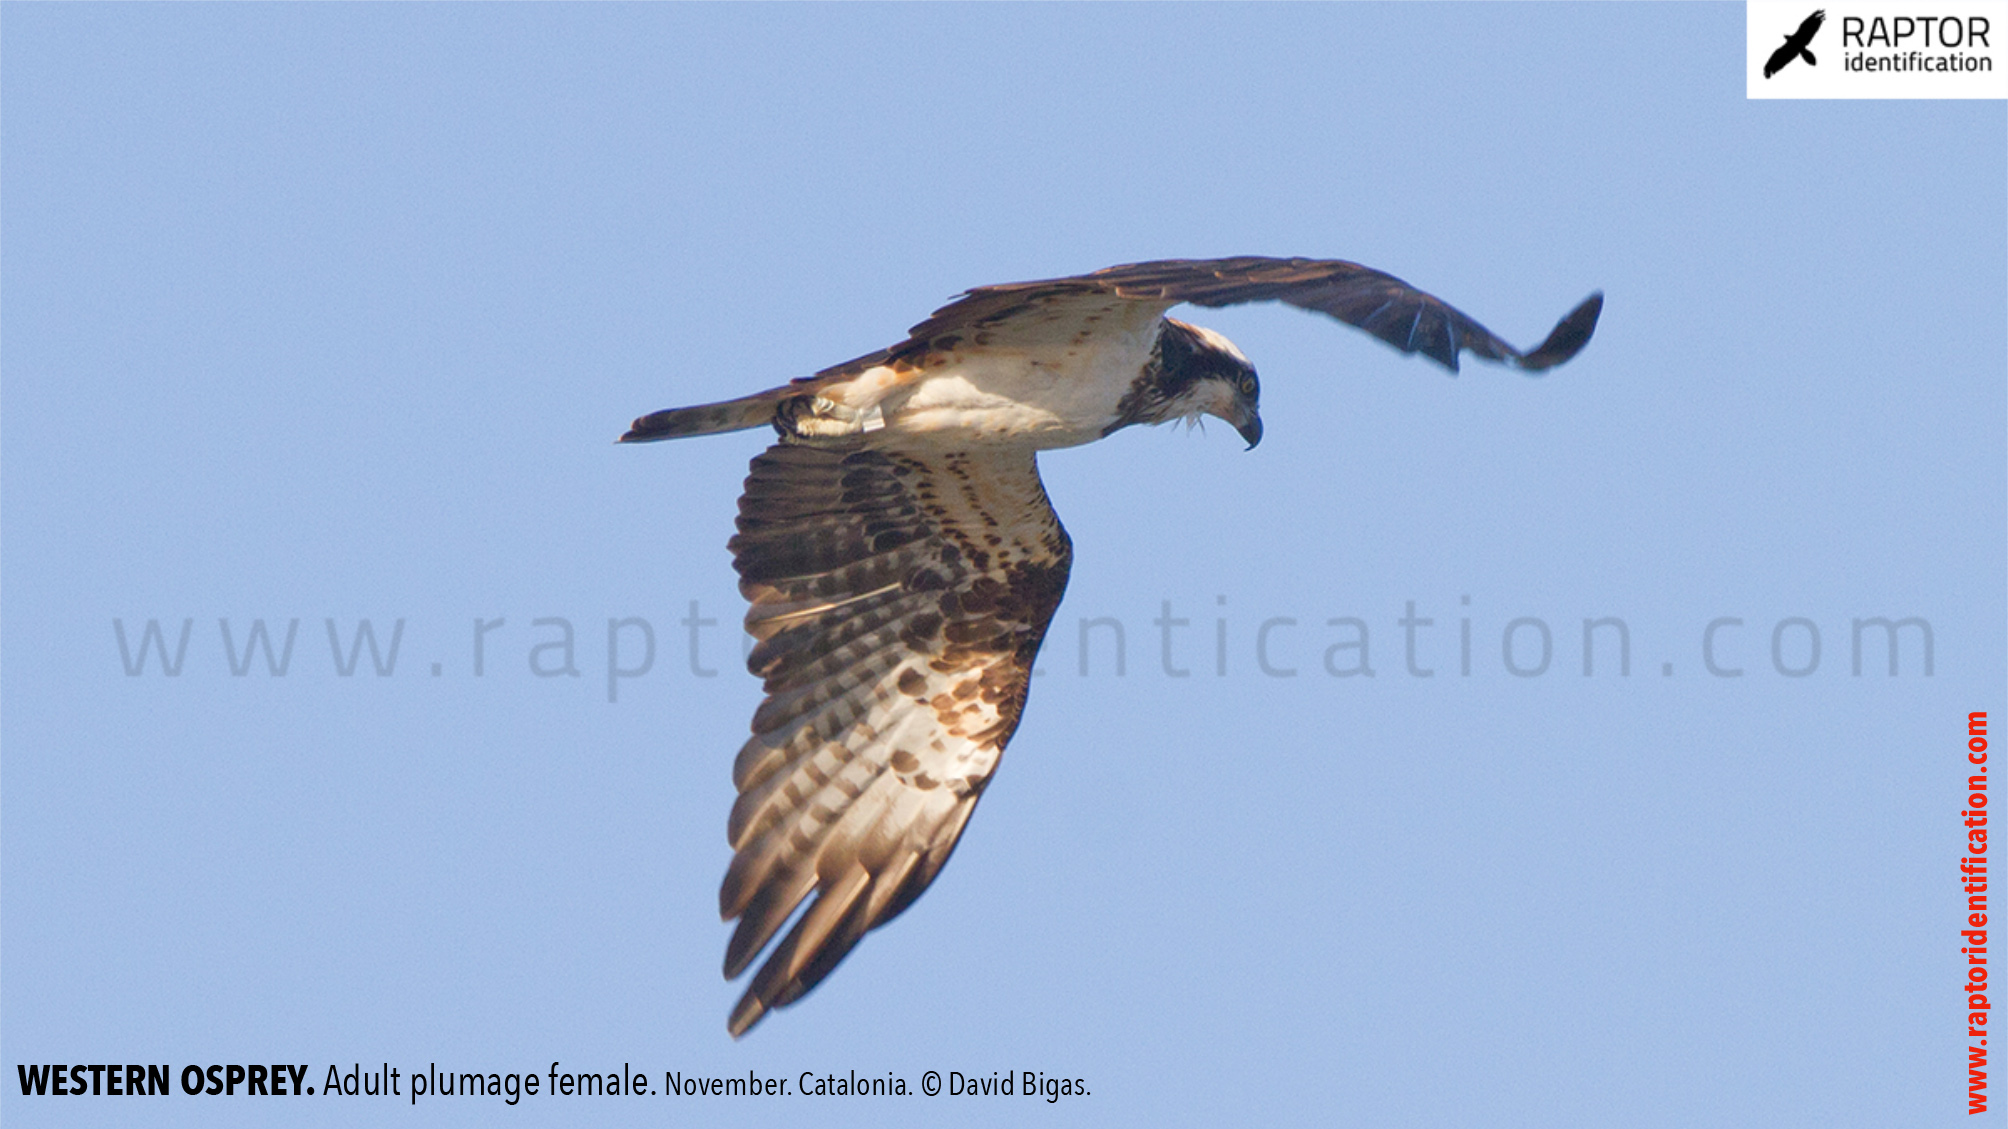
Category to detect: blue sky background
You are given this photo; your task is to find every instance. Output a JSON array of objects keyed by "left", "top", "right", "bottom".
[{"left": 4, "top": 5, "right": 2003, "bottom": 1127}]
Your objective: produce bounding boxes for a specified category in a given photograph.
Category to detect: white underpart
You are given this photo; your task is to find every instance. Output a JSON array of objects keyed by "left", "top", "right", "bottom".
[
  {"left": 1169, "top": 378, "right": 1241, "bottom": 428},
  {"left": 826, "top": 305, "right": 1168, "bottom": 451}
]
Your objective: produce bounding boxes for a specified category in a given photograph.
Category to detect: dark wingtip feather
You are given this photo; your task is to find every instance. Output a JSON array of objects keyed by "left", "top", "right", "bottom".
[
  {"left": 728, "top": 994, "right": 767, "bottom": 1039},
  {"left": 1514, "top": 291, "right": 1603, "bottom": 373}
]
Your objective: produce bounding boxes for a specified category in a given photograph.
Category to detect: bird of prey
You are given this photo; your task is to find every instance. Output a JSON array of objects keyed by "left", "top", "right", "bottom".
[
  {"left": 1764, "top": 9, "right": 1825, "bottom": 78},
  {"left": 620, "top": 256, "right": 1602, "bottom": 1036}
]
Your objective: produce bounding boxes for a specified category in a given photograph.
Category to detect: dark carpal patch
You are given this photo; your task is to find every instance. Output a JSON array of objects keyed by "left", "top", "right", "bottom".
[{"left": 621, "top": 255, "right": 1603, "bottom": 1040}]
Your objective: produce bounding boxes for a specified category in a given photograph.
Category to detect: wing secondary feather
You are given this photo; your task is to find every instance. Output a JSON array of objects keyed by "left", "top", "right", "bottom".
[
  {"left": 720, "top": 438, "right": 1072, "bottom": 1036},
  {"left": 901, "top": 256, "right": 1601, "bottom": 374}
]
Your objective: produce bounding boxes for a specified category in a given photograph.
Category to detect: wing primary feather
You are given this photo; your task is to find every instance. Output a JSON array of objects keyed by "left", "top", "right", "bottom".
[
  {"left": 912, "top": 257, "right": 1599, "bottom": 375},
  {"left": 1512, "top": 291, "right": 1604, "bottom": 372},
  {"left": 719, "top": 438, "right": 1071, "bottom": 1035},
  {"left": 633, "top": 257, "right": 1599, "bottom": 1038}
]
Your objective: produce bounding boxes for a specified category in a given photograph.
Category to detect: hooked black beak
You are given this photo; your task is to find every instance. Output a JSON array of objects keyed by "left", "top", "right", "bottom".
[{"left": 1234, "top": 407, "right": 1263, "bottom": 450}]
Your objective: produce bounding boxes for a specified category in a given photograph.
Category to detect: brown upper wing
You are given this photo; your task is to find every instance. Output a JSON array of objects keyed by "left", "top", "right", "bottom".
[
  {"left": 719, "top": 437, "right": 1071, "bottom": 1036},
  {"left": 885, "top": 256, "right": 1601, "bottom": 374}
]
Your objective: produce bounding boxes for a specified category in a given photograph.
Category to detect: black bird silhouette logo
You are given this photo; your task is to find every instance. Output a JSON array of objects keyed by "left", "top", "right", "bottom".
[{"left": 1764, "top": 9, "right": 1826, "bottom": 78}]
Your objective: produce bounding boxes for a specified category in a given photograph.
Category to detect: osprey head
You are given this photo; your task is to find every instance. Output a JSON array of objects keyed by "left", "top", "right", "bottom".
[{"left": 1127, "top": 318, "right": 1263, "bottom": 448}]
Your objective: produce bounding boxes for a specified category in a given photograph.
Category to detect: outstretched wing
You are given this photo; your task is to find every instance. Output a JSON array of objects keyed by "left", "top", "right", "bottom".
[
  {"left": 720, "top": 438, "right": 1071, "bottom": 1036},
  {"left": 623, "top": 256, "right": 1601, "bottom": 445},
  {"left": 891, "top": 256, "right": 1602, "bottom": 374}
]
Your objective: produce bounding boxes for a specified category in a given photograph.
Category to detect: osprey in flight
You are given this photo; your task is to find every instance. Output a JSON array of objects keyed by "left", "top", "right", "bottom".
[{"left": 621, "top": 257, "right": 1602, "bottom": 1036}]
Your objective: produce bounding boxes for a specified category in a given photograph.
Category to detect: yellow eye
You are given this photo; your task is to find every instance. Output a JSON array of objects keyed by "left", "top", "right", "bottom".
[{"left": 1238, "top": 376, "right": 1256, "bottom": 395}]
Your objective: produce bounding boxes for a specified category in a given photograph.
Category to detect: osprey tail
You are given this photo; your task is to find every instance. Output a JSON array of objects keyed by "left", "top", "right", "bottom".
[{"left": 620, "top": 385, "right": 799, "bottom": 443}]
